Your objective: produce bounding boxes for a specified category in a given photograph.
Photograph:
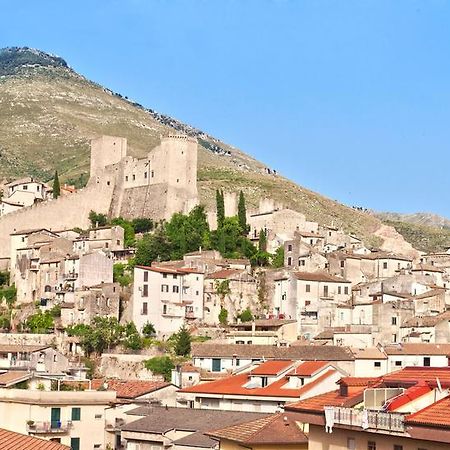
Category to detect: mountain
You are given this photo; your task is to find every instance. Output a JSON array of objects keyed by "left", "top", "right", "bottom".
[
  {"left": 0, "top": 47, "right": 445, "bottom": 253},
  {"left": 377, "top": 212, "right": 450, "bottom": 229}
]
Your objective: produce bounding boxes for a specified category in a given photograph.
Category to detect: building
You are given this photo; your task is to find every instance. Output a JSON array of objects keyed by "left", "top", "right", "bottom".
[
  {"left": 133, "top": 265, "right": 204, "bottom": 338},
  {"left": 206, "top": 412, "right": 308, "bottom": 450},
  {"left": 120, "top": 406, "right": 268, "bottom": 450},
  {"left": 0, "top": 428, "right": 70, "bottom": 450},
  {"left": 177, "top": 359, "right": 345, "bottom": 412},
  {"left": 286, "top": 366, "right": 450, "bottom": 450}
]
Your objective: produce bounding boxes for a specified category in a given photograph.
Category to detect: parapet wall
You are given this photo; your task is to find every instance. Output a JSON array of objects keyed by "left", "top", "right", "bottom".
[{"left": 0, "top": 181, "right": 115, "bottom": 258}]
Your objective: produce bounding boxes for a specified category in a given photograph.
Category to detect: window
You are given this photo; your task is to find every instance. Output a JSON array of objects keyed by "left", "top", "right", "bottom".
[
  {"left": 53, "top": 354, "right": 57, "bottom": 362},
  {"left": 393, "top": 445, "right": 403, "bottom": 450},
  {"left": 340, "top": 260, "right": 345, "bottom": 268},
  {"left": 125, "top": 176, "right": 128, "bottom": 182},
  {"left": 173, "top": 274, "right": 178, "bottom": 279},
  {"left": 132, "top": 174, "right": 136, "bottom": 181},
  {"left": 94, "top": 414, "right": 102, "bottom": 419},
  {"left": 305, "top": 284, "right": 311, "bottom": 293},
  {"left": 144, "top": 171, "right": 148, "bottom": 178},
  {"left": 374, "top": 361, "right": 381, "bottom": 368},
  {"left": 287, "top": 244, "right": 292, "bottom": 252},
  {"left": 71, "top": 407, "right": 81, "bottom": 421},
  {"left": 144, "top": 271, "right": 148, "bottom": 282},
  {"left": 163, "top": 304, "right": 167, "bottom": 315},
  {"left": 142, "top": 302, "right": 148, "bottom": 315},
  {"left": 142, "top": 285, "right": 148, "bottom": 297},
  {"left": 383, "top": 262, "right": 388, "bottom": 269},
  {"left": 261, "top": 377, "right": 268, "bottom": 387},
  {"left": 161, "top": 284, "right": 169, "bottom": 292},
  {"left": 323, "top": 285, "right": 329, "bottom": 297},
  {"left": 344, "top": 286, "right": 349, "bottom": 295},
  {"left": 338, "top": 286, "right": 342, "bottom": 294},
  {"left": 395, "top": 360, "right": 402, "bottom": 366},
  {"left": 368, "top": 441, "right": 376, "bottom": 450},
  {"left": 287, "top": 257, "right": 292, "bottom": 265},
  {"left": 70, "top": 438, "right": 80, "bottom": 450},
  {"left": 23, "top": 185, "right": 28, "bottom": 190},
  {"left": 163, "top": 273, "right": 167, "bottom": 278},
  {"left": 424, "top": 357, "right": 431, "bottom": 367},
  {"left": 151, "top": 170, "right": 154, "bottom": 178},
  {"left": 300, "top": 259, "right": 306, "bottom": 266},
  {"left": 391, "top": 316, "right": 397, "bottom": 325},
  {"left": 173, "top": 285, "right": 179, "bottom": 293},
  {"left": 347, "top": 438, "right": 356, "bottom": 450}
]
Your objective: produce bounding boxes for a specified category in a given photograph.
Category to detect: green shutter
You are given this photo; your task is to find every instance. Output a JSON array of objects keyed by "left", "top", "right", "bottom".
[
  {"left": 71, "top": 407, "right": 81, "bottom": 421},
  {"left": 70, "top": 437, "right": 80, "bottom": 450}
]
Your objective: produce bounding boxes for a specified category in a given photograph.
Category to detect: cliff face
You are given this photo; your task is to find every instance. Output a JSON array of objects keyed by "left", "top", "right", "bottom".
[{"left": 0, "top": 47, "right": 441, "bottom": 253}]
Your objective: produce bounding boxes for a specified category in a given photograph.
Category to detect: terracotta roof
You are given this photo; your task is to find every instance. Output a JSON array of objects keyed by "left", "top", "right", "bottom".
[
  {"left": 0, "top": 344, "right": 49, "bottom": 353},
  {"left": 294, "top": 271, "right": 351, "bottom": 283},
  {"left": 406, "top": 395, "right": 450, "bottom": 428},
  {"left": 412, "top": 288, "right": 446, "bottom": 300},
  {"left": 352, "top": 348, "right": 388, "bottom": 360},
  {"left": 89, "top": 379, "right": 172, "bottom": 399},
  {"left": 10, "top": 228, "right": 56, "bottom": 236},
  {"left": 385, "top": 382, "right": 432, "bottom": 411},
  {"left": 0, "top": 428, "right": 69, "bottom": 450},
  {"left": 228, "top": 319, "right": 296, "bottom": 328},
  {"left": 250, "top": 360, "right": 294, "bottom": 376},
  {"left": 314, "top": 328, "right": 345, "bottom": 340},
  {"left": 360, "top": 252, "right": 412, "bottom": 262},
  {"left": 412, "top": 265, "right": 445, "bottom": 273},
  {"left": 0, "top": 371, "right": 32, "bottom": 387},
  {"left": 383, "top": 343, "right": 450, "bottom": 356},
  {"left": 191, "top": 343, "right": 355, "bottom": 361},
  {"left": 401, "top": 312, "right": 450, "bottom": 328},
  {"left": 206, "top": 269, "right": 246, "bottom": 280},
  {"left": 179, "top": 367, "right": 338, "bottom": 399},
  {"left": 291, "top": 361, "right": 330, "bottom": 376},
  {"left": 135, "top": 265, "right": 203, "bottom": 275},
  {"left": 382, "top": 367, "right": 450, "bottom": 388},
  {"left": 338, "top": 377, "right": 382, "bottom": 387},
  {"left": 207, "top": 412, "right": 308, "bottom": 445}
]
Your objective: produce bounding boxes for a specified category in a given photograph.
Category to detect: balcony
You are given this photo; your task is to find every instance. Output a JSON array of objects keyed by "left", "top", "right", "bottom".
[
  {"left": 329, "top": 406, "right": 405, "bottom": 433},
  {"left": 27, "top": 420, "right": 73, "bottom": 434},
  {"left": 64, "top": 272, "right": 78, "bottom": 280},
  {"left": 185, "top": 311, "right": 195, "bottom": 319}
]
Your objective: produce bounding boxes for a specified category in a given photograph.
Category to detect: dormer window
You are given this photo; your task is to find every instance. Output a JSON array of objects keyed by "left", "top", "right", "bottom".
[{"left": 340, "top": 384, "right": 348, "bottom": 397}]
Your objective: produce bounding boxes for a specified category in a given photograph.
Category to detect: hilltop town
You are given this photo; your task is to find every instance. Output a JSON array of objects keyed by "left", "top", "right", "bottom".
[{"left": 0, "top": 132, "right": 449, "bottom": 449}]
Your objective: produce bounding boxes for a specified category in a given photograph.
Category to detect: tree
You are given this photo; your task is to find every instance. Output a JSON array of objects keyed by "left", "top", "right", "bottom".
[
  {"left": 144, "top": 356, "right": 174, "bottom": 382},
  {"left": 25, "top": 311, "right": 54, "bottom": 333},
  {"left": 88, "top": 210, "right": 108, "bottom": 228},
  {"left": 218, "top": 307, "right": 228, "bottom": 325},
  {"left": 113, "top": 263, "right": 132, "bottom": 287},
  {"left": 111, "top": 217, "right": 136, "bottom": 247},
  {"left": 132, "top": 218, "right": 153, "bottom": 234},
  {"left": 272, "top": 246, "right": 285, "bottom": 268},
  {"left": 0, "top": 270, "right": 10, "bottom": 286},
  {"left": 123, "top": 322, "right": 143, "bottom": 350},
  {"left": 52, "top": 170, "right": 60, "bottom": 199},
  {"left": 133, "top": 229, "right": 172, "bottom": 266},
  {"left": 216, "top": 189, "right": 225, "bottom": 229},
  {"left": 173, "top": 325, "right": 192, "bottom": 357},
  {"left": 238, "top": 308, "right": 253, "bottom": 322},
  {"left": 142, "top": 322, "right": 156, "bottom": 337},
  {"left": 258, "top": 229, "right": 267, "bottom": 252},
  {"left": 238, "top": 191, "right": 249, "bottom": 235}
]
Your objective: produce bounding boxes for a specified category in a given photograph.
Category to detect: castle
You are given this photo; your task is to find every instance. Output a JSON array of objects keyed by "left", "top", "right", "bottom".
[{"left": 0, "top": 134, "right": 198, "bottom": 259}]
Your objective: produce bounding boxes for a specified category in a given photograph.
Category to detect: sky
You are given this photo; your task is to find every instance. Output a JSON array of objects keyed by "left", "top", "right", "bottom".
[{"left": 1, "top": 0, "right": 450, "bottom": 217}]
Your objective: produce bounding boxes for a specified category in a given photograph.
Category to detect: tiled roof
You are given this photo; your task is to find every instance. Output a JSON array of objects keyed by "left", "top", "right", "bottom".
[
  {"left": 207, "top": 412, "right": 308, "bottom": 445},
  {"left": 250, "top": 360, "right": 294, "bottom": 376},
  {"left": 91, "top": 379, "right": 171, "bottom": 399},
  {"left": 385, "top": 382, "right": 432, "bottom": 411},
  {"left": 0, "top": 371, "right": 32, "bottom": 387},
  {"left": 352, "top": 348, "right": 387, "bottom": 360},
  {"left": 228, "top": 319, "right": 297, "bottom": 328},
  {"left": 0, "top": 344, "right": 49, "bottom": 353},
  {"left": 0, "top": 428, "right": 69, "bottom": 450},
  {"left": 401, "top": 311, "right": 450, "bottom": 328},
  {"left": 382, "top": 367, "right": 450, "bottom": 388},
  {"left": 291, "top": 361, "right": 330, "bottom": 376},
  {"left": 294, "top": 272, "right": 350, "bottom": 283},
  {"left": 383, "top": 343, "right": 450, "bottom": 356},
  {"left": 206, "top": 269, "right": 246, "bottom": 279},
  {"left": 135, "top": 265, "right": 203, "bottom": 275},
  {"left": 412, "top": 288, "right": 446, "bottom": 300},
  {"left": 338, "top": 377, "right": 382, "bottom": 387},
  {"left": 179, "top": 367, "right": 338, "bottom": 399},
  {"left": 191, "top": 343, "right": 355, "bottom": 361},
  {"left": 406, "top": 395, "right": 450, "bottom": 428}
]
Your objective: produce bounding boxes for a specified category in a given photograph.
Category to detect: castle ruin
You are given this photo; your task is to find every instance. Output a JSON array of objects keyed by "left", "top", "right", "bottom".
[{"left": 0, "top": 134, "right": 198, "bottom": 258}]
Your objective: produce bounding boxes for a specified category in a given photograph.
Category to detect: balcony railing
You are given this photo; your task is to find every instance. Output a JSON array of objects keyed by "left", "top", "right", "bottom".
[
  {"left": 185, "top": 311, "right": 195, "bottom": 319},
  {"left": 330, "top": 407, "right": 405, "bottom": 433},
  {"left": 27, "top": 420, "right": 73, "bottom": 434}
]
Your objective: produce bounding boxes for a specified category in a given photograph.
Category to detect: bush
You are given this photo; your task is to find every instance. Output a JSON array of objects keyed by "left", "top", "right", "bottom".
[
  {"left": 89, "top": 210, "right": 108, "bottom": 228},
  {"left": 173, "top": 325, "right": 192, "bottom": 357},
  {"left": 237, "top": 308, "right": 253, "bottom": 323},
  {"left": 218, "top": 308, "right": 228, "bottom": 325},
  {"left": 144, "top": 356, "right": 174, "bottom": 382},
  {"left": 142, "top": 322, "right": 156, "bottom": 337}
]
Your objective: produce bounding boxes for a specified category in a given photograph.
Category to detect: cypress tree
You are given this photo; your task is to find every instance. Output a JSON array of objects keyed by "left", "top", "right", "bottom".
[
  {"left": 258, "top": 229, "right": 267, "bottom": 252},
  {"left": 52, "top": 170, "right": 61, "bottom": 199},
  {"left": 238, "top": 190, "right": 248, "bottom": 234},
  {"left": 174, "top": 325, "right": 192, "bottom": 356},
  {"left": 216, "top": 189, "right": 225, "bottom": 229}
]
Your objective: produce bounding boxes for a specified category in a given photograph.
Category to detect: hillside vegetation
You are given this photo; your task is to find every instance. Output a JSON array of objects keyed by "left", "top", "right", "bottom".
[{"left": 0, "top": 46, "right": 446, "bottom": 252}]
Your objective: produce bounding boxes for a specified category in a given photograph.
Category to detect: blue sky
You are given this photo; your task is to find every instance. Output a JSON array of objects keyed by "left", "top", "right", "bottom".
[{"left": 1, "top": 0, "right": 449, "bottom": 217}]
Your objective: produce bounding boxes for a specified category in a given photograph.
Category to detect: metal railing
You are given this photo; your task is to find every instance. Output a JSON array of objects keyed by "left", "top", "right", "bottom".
[
  {"left": 26, "top": 420, "right": 73, "bottom": 434},
  {"left": 331, "top": 407, "right": 405, "bottom": 432}
]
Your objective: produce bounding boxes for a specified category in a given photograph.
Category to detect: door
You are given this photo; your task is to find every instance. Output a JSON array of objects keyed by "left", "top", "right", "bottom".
[
  {"left": 212, "top": 358, "right": 221, "bottom": 372},
  {"left": 51, "top": 407, "right": 61, "bottom": 429}
]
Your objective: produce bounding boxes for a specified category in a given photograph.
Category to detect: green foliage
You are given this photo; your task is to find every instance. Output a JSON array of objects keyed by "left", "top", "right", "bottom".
[
  {"left": 258, "top": 229, "right": 267, "bottom": 252},
  {"left": 173, "top": 325, "right": 192, "bottom": 357},
  {"left": 216, "top": 189, "right": 225, "bottom": 229},
  {"left": 0, "top": 315, "right": 10, "bottom": 330},
  {"left": 0, "top": 271, "right": 10, "bottom": 286},
  {"left": 133, "top": 229, "right": 172, "bottom": 266},
  {"left": 272, "top": 246, "right": 285, "bottom": 268},
  {"left": 113, "top": 263, "right": 132, "bottom": 287},
  {"left": 49, "top": 304, "right": 61, "bottom": 318},
  {"left": 88, "top": 210, "right": 108, "bottom": 228},
  {"left": 0, "top": 284, "right": 16, "bottom": 306},
  {"left": 218, "top": 307, "right": 228, "bottom": 325},
  {"left": 238, "top": 191, "right": 249, "bottom": 234},
  {"left": 25, "top": 311, "right": 54, "bottom": 333},
  {"left": 215, "top": 280, "right": 231, "bottom": 300},
  {"left": 131, "top": 218, "right": 153, "bottom": 234},
  {"left": 52, "top": 170, "right": 61, "bottom": 199},
  {"left": 237, "top": 308, "right": 253, "bottom": 322},
  {"left": 142, "top": 322, "right": 156, "bottom": 337},
  {"left": 144, "top": 356, "right": 175, "bottom": 382},
  {"left": 123, "top": 322, "right": 143, "bottom": 350}
]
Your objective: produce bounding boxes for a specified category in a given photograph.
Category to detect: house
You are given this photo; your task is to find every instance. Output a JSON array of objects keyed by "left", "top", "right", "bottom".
[
  {"left": 203, "top": 268, "right": 257, "bottom": 325},
  {"left": 0, "top": 388, "right": 116, "bottom": 450},
  {"left": 120, "top": 406, "right": 269, "bottom": 450},
  {"left": 285, "top": 367, "right": 450, "bottom": 450},
  {"left": 399, "top": 311, "right": 450, "bottom": 343},
  {"left": 226, "top": 319, "right": 298, "bottom": 345},
  {"left": 206, "top": 412, "right": 308, "bottom": 450},
  {"left": 0, "top": 428, "right": 70, "bottom": 449},
  {"left": 133, "top": 265, "right": 204, "bottom": 338},
  {"left": 284, "top": 238, "right": 327, "bottom": 271},
  {"left": 352, "top": 347, "right": 389, "bottom": 377},
  {"left": 191, "top": 342, "right": 356, "bottom": 375},
  {"left": 73, "top": 225, "right": 124, "bottom": 255},
  {"left": 0, "top": 344, "right": 68, "bottom": 374},
  {"left": 177, "top": 359, "right": 345, "bottom": 412}
]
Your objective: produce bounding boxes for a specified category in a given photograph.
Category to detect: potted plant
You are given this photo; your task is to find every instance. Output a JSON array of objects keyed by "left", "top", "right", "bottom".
[{"left": 27, "top": 420, "right": 35, "bottom": 429}]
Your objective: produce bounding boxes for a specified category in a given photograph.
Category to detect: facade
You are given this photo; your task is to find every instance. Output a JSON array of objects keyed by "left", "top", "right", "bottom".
[{"left": 133, "top": 265, "right": 204, "bottom": 338}]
